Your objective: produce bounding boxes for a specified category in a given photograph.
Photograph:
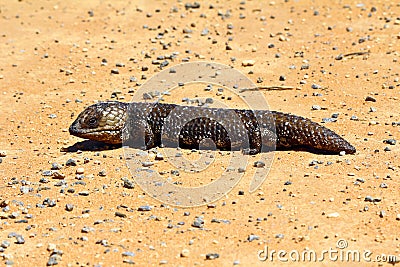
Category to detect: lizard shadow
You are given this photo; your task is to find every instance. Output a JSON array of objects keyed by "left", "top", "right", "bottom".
[
  {"left": 277, "top": 146, "right": 342, "bottom": 155},
  {"left": 62, "top": 140, "right": 121, "bottom": 152},
  {"left": 64, "top": 140, "right": 342, "bottom": 155}
]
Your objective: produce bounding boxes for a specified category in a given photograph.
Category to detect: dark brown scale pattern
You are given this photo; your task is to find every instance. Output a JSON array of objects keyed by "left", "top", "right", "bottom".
[{"left": 69, "top": 101, "right": 356, "bottom": 154}]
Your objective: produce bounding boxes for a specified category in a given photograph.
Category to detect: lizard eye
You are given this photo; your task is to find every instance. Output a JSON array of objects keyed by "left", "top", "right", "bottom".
[{"left": 87, "top": 117, "right": 98, "bottom": 127}]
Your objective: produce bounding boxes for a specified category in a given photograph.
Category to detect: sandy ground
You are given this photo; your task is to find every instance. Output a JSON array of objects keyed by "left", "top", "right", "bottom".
[{"left": 0, "top": 0, "right": 400, "bottom": 266}]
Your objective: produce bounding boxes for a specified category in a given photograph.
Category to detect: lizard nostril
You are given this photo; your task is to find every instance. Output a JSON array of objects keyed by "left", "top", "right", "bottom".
[{"left": 69, "top": 124, "right": 77, "bottom": 134}]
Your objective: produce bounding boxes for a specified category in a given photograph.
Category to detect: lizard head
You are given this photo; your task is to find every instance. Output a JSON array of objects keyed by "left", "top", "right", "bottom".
[{"left": 69, "top": 101, "right": 128, "bottom": 144}]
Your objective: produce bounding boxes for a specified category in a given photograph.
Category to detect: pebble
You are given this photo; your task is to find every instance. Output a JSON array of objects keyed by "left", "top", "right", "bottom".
[
  {"left": 65, "top": 159, "right": 77, "bottom": 166},
  {"left": 155, "top": 153, "right": 164, "bottom": 160},
  {"left": 365, "top": 96, "right": 376, "bottom": 102},
  {"left": 185, "top": 2, "right": 200, "bottom": 9},
  {"left": 311, "top": 83, "right": 322, "bottom": 89},
  {"left": 47, "top": 243, "right": 57, "bottom": 252},
  {"left": 312, "top": 105, "right": 321, "bottom": 110},
  {"left": 15, "top": 235, "right": 25, "bottom": 244},
  {"left": 380, "top": 183, "right": 388, "bottom": 188},
  {"left": 181, "top": 249, "right": 190, "bottom": 257},
  {"left": 275, "top": 233, "right": 284, "bottom": 239},
  {"left": 350, "top": 115, "right": 358, "bottom": 121},
  {"left": 192, "top": 217, "right": 204, "bottom": 228},
  {"left": 138, "top": 205, "right": 152, "bottom": 211},
  {"left": 253, "top": 161, "right": 265, "bottom": 168},
  {"left": 206, "top": 253, "right": 219, "bottom": 260},
  {"left": 0, "top": 151, "right": 7, "bottom": 157},
  {"left": 42, "top": 170, "right": 53, "bottom": 176},
  {"left": 322, "top": 118, "right": 337, "bottom": 123},
  {"left": 327, "top": 212, "right": 340, "bottom": 218},
  {"left": 122, "top": 177, "right": 135, "bottom": 189},
  {"left": 47, "top": 256, "right": 59, "bottom": 266},
  {"left": 142, "top": 161, "right": 154, "bottom": 167},
  {"left": 76, "top": 168, "right": 84, "bottom": 174},
  {"left": 51, "top": 163, "right": 62, "bottom": 170},
  {"left": 383, "top": 139, "right": 396, "bottom": 145},
  {"left": 64, "top": 203, "right": 74, "bottom": 211},
  {"left": 1, "top": 240, "right": 11, "bottom": 248},
  {"left": 364, "top": 196, "right": 381, "bottom": 203},
  {"left": 51, "top": 171, "right": 65, "bottom": 179},
  {"left": 238, "top": 167, "right": 246, "bottom": 173},
  {"left": 78, "top": 191, "right": 90, "bottom": 196},
  {"left": 242, "top": 60, "right": 255, "bottom": 66},
  {"left": 122, "top": 251, "right": 135, "bottom": 257},
  {"left": 115, "top": 211, "right": 127, "bottom": 218},
  {"left": 201, "top": 28, "right": 209, "bottom": 36},
  {"left": 247, "top": 234, "right": 259, "bottom": 242}
]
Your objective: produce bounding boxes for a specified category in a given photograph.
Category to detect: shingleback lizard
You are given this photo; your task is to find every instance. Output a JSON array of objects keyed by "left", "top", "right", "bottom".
[{"left": 69, "top": 101, "right": 356, "bottom": 154}]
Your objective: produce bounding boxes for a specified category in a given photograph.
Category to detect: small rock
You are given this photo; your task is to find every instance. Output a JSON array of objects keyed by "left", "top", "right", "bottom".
[
  {"left": 247, "top": 234, "right": 259, "bottom": 242},
  {"left": 311, "top": 83, "right": 322, "bottom": 89},
  {"left": 192, "top": 217, "right": 204, "bottom": 228},
  {"left": 379, "top": 210, "right": 386, "bottom": 218},
  {"left": 115, "top": 211, "right": 127, "bottom": 218},
  {"left": 206, "top": 253, "right": 219, "bottom": 260},
  {"left": 181, "top": 249, "right": 190, "bottom": 257},
  {"left": 76, "top": 168, "right": 84, "bottom": 174},
  {"left": 155, "top": 153, "right": 164, "bottom": 160},
  {"left": 383, "top": 139, "right": 396, "bottom": 145},
  {"left": 312, "top": 105, "right": 321, "bottom": 110},
  {"left": 242, "top": 60, "right": 255, "bottom": 66},
  {"left": 51, "top": 163, "right": 62, "bottom": 170},
  {"left": 327, "top": 212, "right": 340, "bottom": 218},
  {"left": 52, "top": 171, "right": 65, "bottom": 179},
  {"left": 65, "top": 159, "right": 77, "bottom": 166},
  {"left": 201, "top": 28, "right": 209, "bottom": 36},
  {"left": 365, "top": 96, "right": 376, "bottom": 102},
  {"left": 15, "top": 235, "right": 25, "bottom": 244},
  {"left": 65, "top": 204, "right": 74, "bottom": 212},
  {"left": 1, "top": 240, "right": 11, "bottom": 248},
  {"left": 122, "top": 177, "right": 135, "bottom": 189},
  {"left": 47, "top": 243, "right": 57, "bottom": 252},
  {"left": 138, "top": 205, "right": 152, "bottom": 211},
  {"left": 350, "top": 115, "right": 358, "bottom": 121},
  {"left": 379, "top": 183, "right": 388, "bottom": 188},
  {"left": 253, "top": 161, "right": 265, "bottom": 168},
  {"left": 142, "top": 161, "right": 154, "bottom": 167},
  {"left": 122, "top": 251, "right": 135, "bottom": 257}
]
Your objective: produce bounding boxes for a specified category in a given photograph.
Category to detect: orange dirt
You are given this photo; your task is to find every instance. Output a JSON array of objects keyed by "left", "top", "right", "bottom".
[{"left": 0, "top": 1, "right": 399, "bottom": 266}]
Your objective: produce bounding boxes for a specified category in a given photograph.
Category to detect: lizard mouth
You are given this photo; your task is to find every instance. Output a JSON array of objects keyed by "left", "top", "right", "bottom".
[{"left": 69, "top": 124, "right": 122, "bottom": 144}]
